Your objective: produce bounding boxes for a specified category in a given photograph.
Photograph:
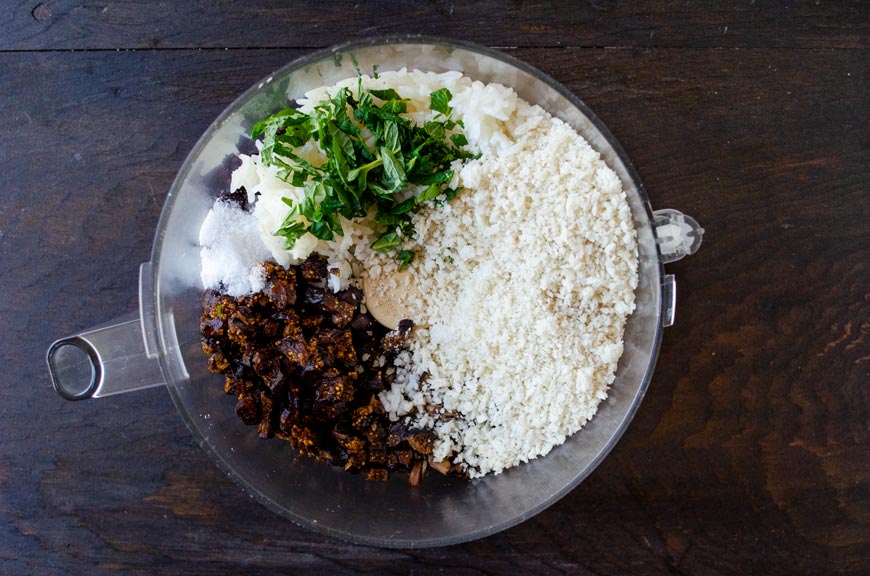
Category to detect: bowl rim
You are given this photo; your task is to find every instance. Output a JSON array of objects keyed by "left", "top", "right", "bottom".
[{"left": 151, "top": 34, "right": 664, "bottom": 548}]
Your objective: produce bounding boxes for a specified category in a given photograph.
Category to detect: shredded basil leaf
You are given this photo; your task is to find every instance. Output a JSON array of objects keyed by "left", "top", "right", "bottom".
[
  {"left": 252, "top": 81, "right": 475, "bottom": 257},
  {"left": 429, "top": 88, "right": 452, "bottom": 116},
  {"left": 397, "top": 249, "right": 415, "bottom": 271},
  {"left": 371, "top": 231, "right": 402, "bottom": 252}
]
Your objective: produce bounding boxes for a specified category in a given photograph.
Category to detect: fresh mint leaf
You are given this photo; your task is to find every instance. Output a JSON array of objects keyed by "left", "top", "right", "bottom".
[
  {"left": 390, "top": 197, "right": 417, "bottom": 215},
  {"left": 251, "top": 79, "right": 474, "bottom": 257},
  {"left": 290, "top": 170, "right": 306, "bottom": 187},
  {"left": 416, "top": 168, "right": 454, "bottom": 186},
  {"left": 369, "top": 88, "right": 402, "bottom": 101},
  {"left": 416, "top": 184, "right": 441, "bottom": 204},
  {"left": 429, "top": 88, "right": 452, "bottom": 116},
  {"left": 424, "top": 121, "right": 445, "bottom": 140},
  {"left": 325, "top": 211, "right": 344, "bottom": 236},
  {"left": 444, "top": 187, "right": 461, "bottom": 202},
  {"left": 308, "top": 220, "right": 334, "bottom": 241},
  {"left": 380, "top": 147, "right": 406, "bottom": 192},
  {"left": 275, "top": 217, "right": 306, "bottom": 249},
  {"left": 280, "top": 196, "right": 301, "bottom": 218},
  {"left": 347, "top": 157, "right": 382, "bottom": 183},
  {"left": 373, "top": 211, "right": 404, "bottom": 227},
  {"left": 331, "top": 125, "right": 356, "bottom": 159},
  {"left": 371, "top": 231, "right": 402, "bottom": 252},
  {"left": 251, "top": 107, "right": 308, "bottom": 140},
  {"left": 383, "top": 121, "right": 400, "bottom": 153},
  {"left": 251, "top": 116, "right": 273, "bottom": 140},
  {"left": 320, "top": 197, "right": 344, "bottom": 212},
  {"left": 380, "top": 100, "right": 407, "bottom": 115},
  {"left": 368, "top": 182, "right": 395, "bottom": 200},
  {"left": 397, "top": 249, "right": 415, "bottom": 270},
  {"left": 331, "top": 135, "right": 352, "bottom": 183},
  {"left": 275, "top": 125, "right": 311, "bottom": 148},
  {"left": 334, "top": 178, "right": 357, "bottom": 211}
]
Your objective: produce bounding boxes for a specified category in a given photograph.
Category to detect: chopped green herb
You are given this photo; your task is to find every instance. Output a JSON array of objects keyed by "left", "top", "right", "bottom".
[
  {"left": 275, "top": 219, "right": 307, "bottom": 249},
  {"left": 429, "top": 88, "right": 453, "bottom": 116},
  {"left": 390, "top": 197, "right": 417, "bottom": 215},
  {"left": 416, "top": 184, "right": 441, "bottom": 204},
  {"left": 251, "top": 80, "right": 476, "bottom": 263},
  {"left": 397, "top": 249, "right": 415, "bottom": 271},
  {"left": 369, "top": 88, "right": 402, "bottom": 102},
  {"left": 424, "top": 120, "right": 446, "bottom": 140},
  {"left": 371, "top": 231, "right": 402, "bottom": 252},
  {"left": 380, "top": 147, "right": 406, "bottom": 192},
  {"left": 308, "top": 220, "right": 335, "bottom": 241}
]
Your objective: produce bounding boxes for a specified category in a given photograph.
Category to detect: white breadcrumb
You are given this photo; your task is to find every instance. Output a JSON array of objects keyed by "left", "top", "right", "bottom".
[{"left": 363, "top": 79, "right": 638, "bottom": 477}]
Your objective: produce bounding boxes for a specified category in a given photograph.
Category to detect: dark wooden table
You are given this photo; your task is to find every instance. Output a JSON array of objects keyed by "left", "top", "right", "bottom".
[{"left": 2, "top": 2, "right": 868, "bottom": 574}]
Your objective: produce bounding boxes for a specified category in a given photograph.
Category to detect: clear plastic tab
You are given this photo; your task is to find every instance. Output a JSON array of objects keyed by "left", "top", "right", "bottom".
[
  {"left": 661, "top": 274, "right": 677, "bottom": 327},
  {"left": 653, "top": 209, "right": 704, "bottom": 264}
]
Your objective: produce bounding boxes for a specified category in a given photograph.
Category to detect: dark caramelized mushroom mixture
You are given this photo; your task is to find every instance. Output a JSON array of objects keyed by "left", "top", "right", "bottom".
[{"left": 200, "top": 254, "right": 455, "bottom": 484}]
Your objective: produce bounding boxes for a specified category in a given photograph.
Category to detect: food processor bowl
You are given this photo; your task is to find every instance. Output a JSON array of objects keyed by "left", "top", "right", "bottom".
[{"left": 47, "top": 37, "right": 702, "bottom": 547}]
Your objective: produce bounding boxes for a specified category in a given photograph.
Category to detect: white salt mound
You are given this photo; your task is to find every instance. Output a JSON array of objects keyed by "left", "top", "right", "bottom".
[{"left": 199, "top": 201, "right": 272, "bottom": 297}]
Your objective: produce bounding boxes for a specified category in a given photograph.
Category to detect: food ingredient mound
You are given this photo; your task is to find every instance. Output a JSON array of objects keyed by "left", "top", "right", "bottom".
[
  {"left": 202, "top": 69, "right": 638, "bottom": 479},
  {"left": 201, "top": 69, "right": 472, "bottom": 297},
  {"left": 200, "top": 198, "right": 272, "bottom": 297},
  {"left": 366, "top": 94, "right": 638, "bottom": 477},
  {"left": 200, "top": 255, "right": 455, "bottom": 483}
]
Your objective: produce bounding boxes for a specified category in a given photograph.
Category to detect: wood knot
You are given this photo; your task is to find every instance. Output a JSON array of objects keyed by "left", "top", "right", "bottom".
[{"left": 31, "top": 3, "right": 52, "bottom": 22}]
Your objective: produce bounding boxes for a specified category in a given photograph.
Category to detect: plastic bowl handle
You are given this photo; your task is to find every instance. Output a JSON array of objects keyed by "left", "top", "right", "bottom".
[{"left": 46, "top": 263, "right": 165, "bottom": 400}]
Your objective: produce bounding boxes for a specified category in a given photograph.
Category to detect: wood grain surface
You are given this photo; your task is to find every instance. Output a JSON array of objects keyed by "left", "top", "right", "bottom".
[
  {"left": 1, "top": 2, "right": 868, "bottom": 575},
  {"left": 4, "top": 0, "right": 869, "bottom": 49}
]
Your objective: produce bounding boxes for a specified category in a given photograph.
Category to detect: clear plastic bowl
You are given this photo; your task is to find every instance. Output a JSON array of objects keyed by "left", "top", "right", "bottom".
[{"left": 48, "top": 37, "right": 701, "bottom": 548}]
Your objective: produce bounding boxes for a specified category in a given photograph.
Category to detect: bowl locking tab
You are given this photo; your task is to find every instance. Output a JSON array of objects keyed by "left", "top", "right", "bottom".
[
  {"left": 652, "top": 209, "right": 704, "bottom": 264},
  {"left": 652, "top": 209, "right": 703, "bottom": 327}
]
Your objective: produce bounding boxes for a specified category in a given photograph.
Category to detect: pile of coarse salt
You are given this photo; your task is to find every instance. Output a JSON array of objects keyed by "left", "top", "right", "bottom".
[{"left": 199, "top": 200, "right": 272, "bottom": 297}]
